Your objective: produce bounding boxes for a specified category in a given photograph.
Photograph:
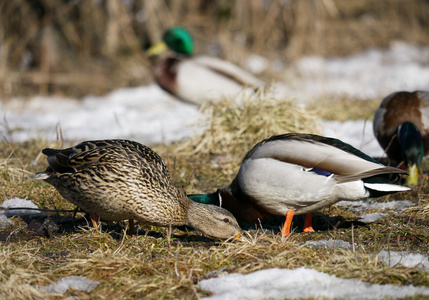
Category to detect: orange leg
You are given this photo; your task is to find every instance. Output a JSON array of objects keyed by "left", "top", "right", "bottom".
[
  {"left": 129, "top": 219, "right": 135, "bottom": 235},
  {"left": 91, "top": 213, "right": 100, "bottom": 229},
  {"left": 281, "top": 210, "right": 295, "bottom": 236},
  {"left": 303, "top": 213, "right": 315, "bottom": 233}
]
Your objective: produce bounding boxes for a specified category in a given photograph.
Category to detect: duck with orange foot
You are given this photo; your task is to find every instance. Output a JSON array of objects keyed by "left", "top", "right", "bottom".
[
  {"left": 373, "top": 91, "right": 429, "bottom": 186},
  {"left": 189, "top": 133, "right": 410, "bottom": 236}
]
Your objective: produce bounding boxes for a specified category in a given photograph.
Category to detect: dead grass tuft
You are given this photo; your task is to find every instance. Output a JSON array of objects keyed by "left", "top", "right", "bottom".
[
  {"left": 307, "top": 96, "right": 381, "bottom": 122},
  {"left": 176, "top": 89, "right": 321, "bottom": 157},
  {"left": 2, "top": 0, "right": 429, "bottom": 98},
  {"left": 0, "top": 155, "right": 34, "bottom": 183},
  {"left": 0, "top": 245, "right": 52, "bottom": 300}
]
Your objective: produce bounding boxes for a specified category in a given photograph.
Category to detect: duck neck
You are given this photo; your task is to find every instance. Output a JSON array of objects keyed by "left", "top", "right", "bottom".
[
  {"left": 398, "top": 122, "right": 424, "bottom": 167},
  {"left": 186, "top": 201, "right": 212, "bottom": 226}
]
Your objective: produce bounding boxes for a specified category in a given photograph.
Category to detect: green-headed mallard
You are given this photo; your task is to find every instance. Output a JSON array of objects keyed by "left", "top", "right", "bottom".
[
  {"left": 146, "top": 27, "right": 265, "bottom": 105},
  {"left": 189, "top": 133, "right": 410, "bottom": 236},
  {"left": 35, "top": 139, "right": 241, "bottom": 239},
  {"left": 373, "top": 91, "right": 429, "bottom": 186}
]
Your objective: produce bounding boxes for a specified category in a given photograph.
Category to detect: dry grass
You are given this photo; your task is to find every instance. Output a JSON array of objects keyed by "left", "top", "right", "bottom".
[
  {"left": 175, "top": 90, "right": 321, "bottom": 157},
  {"left": 307, "top": 96, "right": 381, "bottom": 122},
  {"left": 154, "top": 91, "right": 321, "bottom": 192},
  {"left": 1, "top": 0, "right": 429, "bottom": 98},
  {"left": 0, "top": 98, "right": 428, "bottom": 299},
  {"left": 0, "top": 220, "right": 427, "bottom": 299},
  {"left": 0, "top": 156, "right": 33, "bottom": 183}
]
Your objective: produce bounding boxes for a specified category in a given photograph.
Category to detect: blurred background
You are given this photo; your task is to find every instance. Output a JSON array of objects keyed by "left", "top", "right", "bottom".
[{"left": 1, "top": 0, "right": 429, "bottom": 99}]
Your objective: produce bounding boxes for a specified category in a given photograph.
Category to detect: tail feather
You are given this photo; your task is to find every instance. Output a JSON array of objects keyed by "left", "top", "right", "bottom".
[
  {"left": 42, "top": 147, "right": 76, "bottom": 173},
  {"left": 364, "top": 182, "right": 410, "bottom": 197},
  {"left": 334, "top": 166, "right": 406, "bottom": 184}
]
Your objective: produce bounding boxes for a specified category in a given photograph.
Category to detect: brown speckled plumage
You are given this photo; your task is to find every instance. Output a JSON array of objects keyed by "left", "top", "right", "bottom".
[{"left": 35, "top": 139, "right": 241, "bottom": 239}]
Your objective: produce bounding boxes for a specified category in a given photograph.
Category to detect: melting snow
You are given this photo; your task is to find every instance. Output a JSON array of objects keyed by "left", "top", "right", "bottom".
[
  {"left": 198, "top": 267, "right": 429, "bottom": 300},
  {"left": 378, "top": 250, "right": 429, "bottom": 271},
  {"left": 38, "top": 276, "right": 100, "bottom": 294},
  {"left": 337, "top": 200, "right": 414, "bottom": 214},
  {"left": 278, "top": 41, "right": 429, "bottom": 101},
  {"left": 1, "top": 84, "right": 201, "bottom": 145},
  {"left": 358, "top": 212, "right": 389, "bottom": 223},
  {"left": 305, "top": 239, "right": 354, "bottom": 250},
  {"left": 0, "top": 198, "right": 45, "bottom": 219},
  {"left": 321, "top": 119, "right": 384, "bottom": 157}
]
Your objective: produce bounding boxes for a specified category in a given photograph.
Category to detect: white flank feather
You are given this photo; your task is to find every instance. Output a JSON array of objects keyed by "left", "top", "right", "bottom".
[{"left": 364, "top": 183, "right": 411, "bottom": 192}]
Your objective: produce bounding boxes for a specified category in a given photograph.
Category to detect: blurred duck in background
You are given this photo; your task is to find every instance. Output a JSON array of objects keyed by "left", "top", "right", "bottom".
[
  {"left": 189, "top": 133, "right": 410, "bottom": 236},
  {"left": 146, "top": 27, "right": 266, "bottom": 105},
  {"left": 373, "top": 91, "right": 429, "bottom": 186}
]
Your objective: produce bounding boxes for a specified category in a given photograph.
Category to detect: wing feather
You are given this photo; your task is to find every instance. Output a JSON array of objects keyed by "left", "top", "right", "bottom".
[
  {"left": 193, "top": 56, "right": 265, "bottom": 88},
  {"left": 245, "top": 133, "right": 406, "bottom": 182}
]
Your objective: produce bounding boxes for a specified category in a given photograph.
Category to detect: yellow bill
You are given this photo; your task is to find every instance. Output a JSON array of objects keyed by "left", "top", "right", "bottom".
[
  {"left": 146, "top": 41, "right": 168, "bottom": 57},
  {"left": 406, "top": 164, "right": 418, "bottom": 187}
]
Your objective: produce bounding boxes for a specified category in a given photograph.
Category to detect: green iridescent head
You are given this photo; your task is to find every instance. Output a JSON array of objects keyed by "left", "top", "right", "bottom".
[{"left": 162, "top": 27, "right": 194, "bottom": 56}]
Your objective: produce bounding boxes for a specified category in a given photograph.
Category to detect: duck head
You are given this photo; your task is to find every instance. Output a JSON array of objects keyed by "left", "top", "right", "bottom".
[
  {"left": 147, "top": 27, "right": 194, "bottom": 57},
  {"left": 186, "top": 199, "right": 242, "bottom": 239},
  {"left": 398, "top": 122, "right": 424, "bottom": 186}
]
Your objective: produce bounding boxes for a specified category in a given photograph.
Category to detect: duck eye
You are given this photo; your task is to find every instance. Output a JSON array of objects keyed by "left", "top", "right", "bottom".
[{"left": 223, "top": 218, "right": 230, "bottom": 223}]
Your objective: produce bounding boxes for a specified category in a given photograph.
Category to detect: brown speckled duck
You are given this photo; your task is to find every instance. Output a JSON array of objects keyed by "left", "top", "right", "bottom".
[
  {"left": 373, "top": 91, "right": 429, "bottom": 186},
  {"left": 146, "top": 27, "right": 265, "bottom": 105},
  {"left": 35, "top": 139, "right": 241, "bottom": 239}
]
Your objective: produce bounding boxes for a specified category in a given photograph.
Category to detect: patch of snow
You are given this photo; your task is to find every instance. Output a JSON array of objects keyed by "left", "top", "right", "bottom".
[
  {"left": 1, "top": 198, "right": 45, "bottom": 218},
  {"left": 1, "top": 84, "right": 202, "bottom": 144},
  {"left": 270, "top": 59, "right": 285, "bottom": 73},
  {"left": 305, "top": 239, "right": 354, "bottom": 250},
  {"left": 0, "top": 214, "right": 13, "bottom": 227},
  {"left": 280, "top": 41, "right": 429, "bottom": 102},
  {"left": 246, "top": 54, "right": 268, "bottom": 74},
  {"left": 337, "top": 200, "right": 414, "bottom": 214},
  {"left": 322, "top": 120, "right": 384, "bottom": 157},
  {"left": 358, "top": 213, "right": 388, "bottom": 223},
  {"left": 38, "top": 276, "right": 99, "bottom": 294},
  {"left": 378, "top": 251, "right": 429, "bottom": 271},
  {"left": 198, "top": 267, "right": 429, "bottom": 300}
]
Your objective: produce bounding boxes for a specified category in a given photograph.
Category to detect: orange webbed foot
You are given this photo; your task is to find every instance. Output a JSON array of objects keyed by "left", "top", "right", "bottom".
[
  {"left": 303, "top": 213, "right": 315, "bottom": 233},
  {"left": 91, "top": 213, "right": 100, "bottom": 229},
  {"left": 281, "top": 210, "right": 295, "bottom": 236}
]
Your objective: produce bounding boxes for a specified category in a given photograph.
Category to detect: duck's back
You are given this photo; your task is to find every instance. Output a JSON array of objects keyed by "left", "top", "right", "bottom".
[
  {"left": 155, "top": 55, "right": 265, "bottom": 105},
  {"left": 40, "top": 140, "right": 189, "bottom": 225}
]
